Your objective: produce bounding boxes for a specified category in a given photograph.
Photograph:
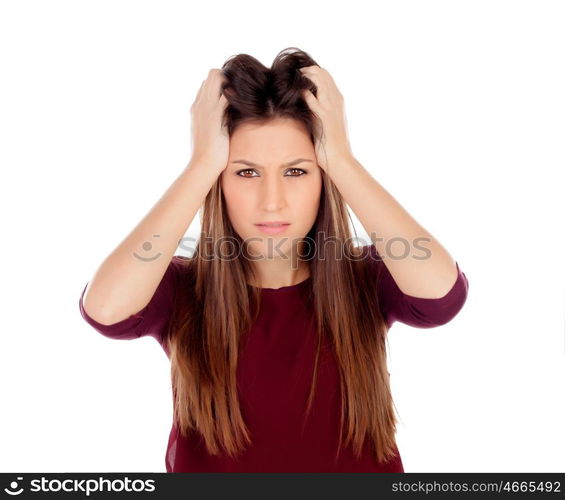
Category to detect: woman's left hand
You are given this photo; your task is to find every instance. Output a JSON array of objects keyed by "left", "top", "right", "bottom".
[{"left": 299, "top": 65, "right": 354, "bottom": 172}]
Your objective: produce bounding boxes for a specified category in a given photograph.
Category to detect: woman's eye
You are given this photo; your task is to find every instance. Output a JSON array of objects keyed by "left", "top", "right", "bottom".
[
  {"left": 236, "top": 168, "right": 307, "bottom": 178},
  {"left": 286, "top": 168, "right": 307, "bottom": 177},
  {"left": 236, "top": 169, "right": 257, "bottom": 178}
]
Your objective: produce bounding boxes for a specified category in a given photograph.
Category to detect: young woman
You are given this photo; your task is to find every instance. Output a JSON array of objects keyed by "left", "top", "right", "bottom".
[{"left": 79, "top": 48, "right": 469, "bottom": 473}]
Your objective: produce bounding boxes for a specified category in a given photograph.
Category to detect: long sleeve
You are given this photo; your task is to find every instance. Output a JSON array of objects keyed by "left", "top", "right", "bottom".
[
  {"left": 366, "top": 244, "right": 469, "bottom": 328},
  {"left": 78, "top": 256, "right": 185, "bottom": 344}
]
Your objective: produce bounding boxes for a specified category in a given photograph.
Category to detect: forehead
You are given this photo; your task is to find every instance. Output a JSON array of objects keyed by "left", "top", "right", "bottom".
[{"left": 230, "top": 118, "right": 313, "bottom": 157}]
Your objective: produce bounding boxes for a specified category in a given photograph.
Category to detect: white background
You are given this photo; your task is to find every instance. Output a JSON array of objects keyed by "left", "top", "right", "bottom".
[{"left": 1, "top": 0, "right": 563, "bottom": 473}]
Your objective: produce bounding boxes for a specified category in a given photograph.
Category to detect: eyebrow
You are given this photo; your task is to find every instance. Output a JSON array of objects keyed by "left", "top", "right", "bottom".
[{"left": 230, "top": 158, "right": 314, "bottom": 168}]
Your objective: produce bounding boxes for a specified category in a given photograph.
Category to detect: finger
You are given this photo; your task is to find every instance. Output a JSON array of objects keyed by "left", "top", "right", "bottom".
[
  {"left": 303, "top": 88, "right": 317, "bottom": 99},
  {"left": 203, "top": 68, "right": 221, "bottom": 99},
  {"left": 191, "top": 79, "right": 206, "bottom": 110},
  {"left": 302, "top": 89, "right": 319, "bottom": 111},
  {"left": 217, "top": 76, "right": 228, "bottom": 101},
  {"left": 300, "top": 69, "right": 323, "bottom": 97},
  {"left": 209, "top": 70, "right": 228, "bottom": 101},
  {"left": 195, "top": 79, "right": 205, "bottom": 98}
]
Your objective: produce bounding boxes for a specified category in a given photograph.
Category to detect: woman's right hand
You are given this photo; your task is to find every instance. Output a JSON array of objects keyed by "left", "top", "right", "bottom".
[{"left": 189, "top": 68, "right": 230, "bottom": 174}]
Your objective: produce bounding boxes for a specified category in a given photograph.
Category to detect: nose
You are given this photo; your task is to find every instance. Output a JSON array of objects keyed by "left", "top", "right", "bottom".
[{"left": 259, "top": 173, "right": 287, "bottom": 211}]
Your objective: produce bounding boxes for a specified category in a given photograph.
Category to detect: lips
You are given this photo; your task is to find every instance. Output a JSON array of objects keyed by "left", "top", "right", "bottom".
[
  {"left": 255, "top": 221, "right": 290, "bottom": 227},
  {"left": 255, "top": 222, "right": 291, "bottom": 235}
]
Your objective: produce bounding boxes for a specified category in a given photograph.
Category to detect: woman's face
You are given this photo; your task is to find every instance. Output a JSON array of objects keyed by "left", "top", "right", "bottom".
[{"left": 220, "top": 117, "right": 322, "bottom": 261}]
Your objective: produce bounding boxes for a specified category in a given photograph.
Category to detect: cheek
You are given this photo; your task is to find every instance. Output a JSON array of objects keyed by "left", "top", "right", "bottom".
[
  {"left": 225, "top": 192, "right": 245, "bottom": 218},
  {"left": 293, "top": 177, "right": 322, "bottom": 214},
  {"left": 221, "top": 181, "right": 253, "bottom": 225},
  {"left": 221, "top": 175, "right": 239, "bottom": 205}
]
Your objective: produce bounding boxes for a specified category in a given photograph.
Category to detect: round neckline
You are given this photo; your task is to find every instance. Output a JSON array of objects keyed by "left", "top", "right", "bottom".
[{"left": 248, "top": 275, "right": 311, "bottom": 293}]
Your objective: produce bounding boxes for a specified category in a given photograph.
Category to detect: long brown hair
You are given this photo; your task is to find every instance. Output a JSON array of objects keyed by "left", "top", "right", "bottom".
[{"left": 166, "top": 47, "right": 400, "bottom": 466}]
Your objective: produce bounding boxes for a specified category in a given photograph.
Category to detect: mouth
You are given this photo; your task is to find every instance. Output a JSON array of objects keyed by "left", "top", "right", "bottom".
[{"left": 254, "top": 222, "right": 291, "bottom": 235}]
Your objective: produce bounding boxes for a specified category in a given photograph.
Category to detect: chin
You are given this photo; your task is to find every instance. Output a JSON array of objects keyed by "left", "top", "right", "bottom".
[{"left": 246, "top": 237, "right": 296, "bottom": 259}]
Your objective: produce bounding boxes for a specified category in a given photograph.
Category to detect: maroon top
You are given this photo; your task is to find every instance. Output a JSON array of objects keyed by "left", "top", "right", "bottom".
[{"left": 79, "top": 245, "right": 469, "bottom": 472}]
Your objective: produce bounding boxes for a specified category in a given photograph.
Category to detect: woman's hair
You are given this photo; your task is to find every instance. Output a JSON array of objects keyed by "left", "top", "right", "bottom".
[{"left": 166, "top": 47, "right": 400, "bottom": 466}]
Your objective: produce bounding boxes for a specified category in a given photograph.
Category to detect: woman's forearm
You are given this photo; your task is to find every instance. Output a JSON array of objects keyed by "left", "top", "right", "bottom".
[
  {"left": 82, "top": 160, "right": 220, "bottom": 325},
  {"left": 327, "top": 155, "right": 459, "bottom": 299}
]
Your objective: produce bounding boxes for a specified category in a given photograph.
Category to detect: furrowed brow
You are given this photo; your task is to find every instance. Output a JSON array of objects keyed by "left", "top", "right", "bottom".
[{"left": 231, "top": 158, "right": 313, "bottom": 168}]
